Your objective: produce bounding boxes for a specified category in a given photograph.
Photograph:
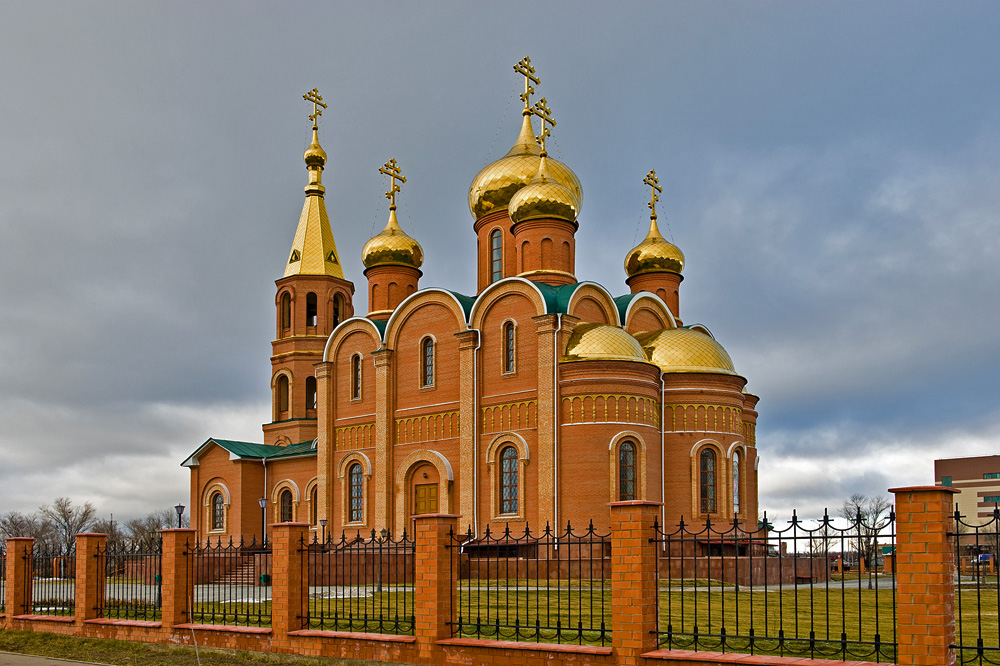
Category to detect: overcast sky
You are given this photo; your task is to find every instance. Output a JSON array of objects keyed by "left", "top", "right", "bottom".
[{"left": 1, "top": 2, "right": 997, "bottom": 524}]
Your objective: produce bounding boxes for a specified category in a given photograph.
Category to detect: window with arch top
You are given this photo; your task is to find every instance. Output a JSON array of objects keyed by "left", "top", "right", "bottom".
[
  {"left": 619, "top": 441, "right": 636, "bottom": 501},
  {"left": 503, "top": 321, "right": 516, "bottom": 374},
  {"left": 211, "top": 492, "right": 224, "bottom": 530},
  {"left": 349, "top": 463, "right": 364, "bottom": 523},
  {"left": 700, "top": 449, "right": 717, "bottom": 514},
  {"left": 310, "top": 486, "right": 318, "bottom": 525},
  {"left": 351, "top": 354, "right": 362, "bottom": 401},
  {"left": 279, "top": 489, "right": 293, "bottom": 523},
  {"left": 306, "top": 292, "right": 318, "bottom": 327},
  {"left": 421, "top": 338, "right": 435, "bottom": 387},
  {"left": 500, "top": 445, "right": 518, "bottom": 515},
  {"left": 490, "top": 229, "right": 503, "bottom": 283},
  {"left": 333, "top": 295, "right": 341, "bottom": 327},
  {"left": 277, "top": 375, "right": 290, "bottom": 416},
  {"left": 732, "top": 451, "right": 741, "bottom": 514},
  {"left": 306, "top": 376, "right": 317, "bottom": 411},
  {"left": 280, "top": 292, "right": 291, "bottom": 332}
]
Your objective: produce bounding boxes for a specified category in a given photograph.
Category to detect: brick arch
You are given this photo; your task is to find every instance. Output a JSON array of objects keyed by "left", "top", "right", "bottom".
[
  {"left": 270, "top": 479, "right": 301, "bottom": 524},
  {"left": 339, "top": 452, "right": 372, "bottom": 527},
  {"left": 622, "top": 292, "right": 676, "bottom": 334},
  {"left": 323, "top": 317, "right": 383, "bottom": 361},
  {"left": 469, "top": 277, "right": 548, "bottom": 330},
  {"left": 384, "top": 289, "right": 469, "bottom": 350},
  {"left": 566, "top": 282, "right": 619, "bottom": 326},
  {"left": 202, "top": 480, "right": 231, "bottom": 535},
  {"left": 486, "top": 433, "right": 529, "bottom": 521},
  {"left": 394, "top": 449, "right": 454, "bottom": 535},
  {"left": 690, "top": 439, "right": 726, "bottom": 520},
  {"left": 608, "top": 431, "right": 648, "bottom": 501},
  {"left": 271, "top": 369, "right": 293, "bottom": 421}
]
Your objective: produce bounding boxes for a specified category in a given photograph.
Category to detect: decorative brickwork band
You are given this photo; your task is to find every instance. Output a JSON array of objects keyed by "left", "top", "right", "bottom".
[
  {"left": 74, "top": 533, "right": 107, "bottom": 625},
  {"left": 271, "top": 522, "right": 310, "bottom": 637},
  {"left": 5, "top": 537, "right": 34, "bottom": 616},
  {"left": 159, "top": 528, "right": 195, "bottom": 628},
  {"left": 413, "top": 513, "right": 458, "bottom": 651},
  {"left": 609, "top": 500, "right": 662, "bottom": 666},
  {"left": 890, "top": 485, "right": 960, "bottom": 666}
]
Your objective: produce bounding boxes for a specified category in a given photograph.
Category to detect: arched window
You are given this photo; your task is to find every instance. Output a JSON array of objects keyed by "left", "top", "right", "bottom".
[
  {"left": 211, "top": 492, "right": 224, "bottom": 530},
  {"left": 421, "top": 338, "right": 435, "bottom": 387},
  {"left": 279, "top": 489, "right": 293, "bottom": 523},
  {"left": 310, "top": 487, "right": 318, "bottom": 525},
  {"left": 305, "top": 376, "right": 317, "bottom": 411},
  {"left": 280, "top": 293, "right": 291, "bottom": 332},
  {"left": 732, "top": 451, "right": 741, "bottom": 514},
  {"left": 619, "top": 441, "right": 636, "bottom": 501},
  {"left": 349, "top": 463, "right": 364, "bottom": 523},
  {"left": 277, "top": 375, "right": 290, "bottom": 416},
  {"left": 306, "top": 292, "right": 318, "bottom": 327},
  {"left": 351, "top": 354, "right": 362, "bottom": 400},
  {"left": 490, "top": 229, "right": 503, "bottom": 283},
  {"left": 700, "top": 449, "right": 717, "bottom": 514},
  {"left": 503, "top": 321, "right": 516, "bottom": 373},
  {"left": 333, "top": 295, "right": 341, "bottom": 327},
  {"left": 500, "top": 446, "right": 518, "bottom": 515}
]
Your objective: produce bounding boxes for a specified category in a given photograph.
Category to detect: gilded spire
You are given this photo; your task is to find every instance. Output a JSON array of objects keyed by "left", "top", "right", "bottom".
[
  {"left": 362, "top": 159, "right": 423, "bottom": 270},
  {"left": 284, "top": 89, "right": 344, "bottom": 278}
]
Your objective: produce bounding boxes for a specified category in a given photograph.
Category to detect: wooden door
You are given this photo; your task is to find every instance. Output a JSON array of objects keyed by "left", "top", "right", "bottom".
[{"left": 414, "top": 483, "right": 438, "bottom": 515}]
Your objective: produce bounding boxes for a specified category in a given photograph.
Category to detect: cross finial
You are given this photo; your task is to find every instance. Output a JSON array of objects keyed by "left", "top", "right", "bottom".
[
  {"left": 529, "top": 98, "right": 556, "bottom": 153},
  {"left": 303, "top": 88, "right": 327, "bottom": 128},
  {"left": 643, "top": 169, "right": 663, "bottom": 218},
  {"left": 379, "top": 158, "right": 406, "bottom": 210},
  {"left": 514, "top": 56, "right": 540, "bottom": 111}
]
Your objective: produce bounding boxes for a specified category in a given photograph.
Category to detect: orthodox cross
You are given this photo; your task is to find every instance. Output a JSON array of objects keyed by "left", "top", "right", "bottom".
[
  {"left": 303, "top": 88, "right": 327, "bottom": 128},
  {"left": 643, "top": 169, "right": 662, "bottom": 218},
  {"left": 379, "top": 158, "right": 406, "bottom": 209},
  {"left": 530, "top": 98, "right": 556, "bottom": 152},
  {"left": 513, "top": 56, "right": 540, "bottom": 109}
]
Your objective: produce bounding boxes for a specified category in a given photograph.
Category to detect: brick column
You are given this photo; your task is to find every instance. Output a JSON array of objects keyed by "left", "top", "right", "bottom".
[
  {"left": 271, "top": 522, "right": 309, "bottom": 637},
  {"left": 5, "top": 537, "right": 34, "bottom": 615},
  {"left": 610, "top": 501, "right": 662, "bottom": 666},
  {"left": 413, "top": 513, "right": 458, "bottom": 654},
  {"left": 74, "top": 533, "right": 107, "bottom": 624},
  {"left": 890, "top": 486, "right": 959, "bottom": 666},
  {"left": 160, "top": 528, "right": 195, "bottom": 628},
  {"left": 372, "top": 348, "right": 394, "bottom": 532}
]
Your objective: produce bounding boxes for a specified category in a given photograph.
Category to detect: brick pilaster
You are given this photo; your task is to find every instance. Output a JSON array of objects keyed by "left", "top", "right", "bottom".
[
  {"left": 610, "top": 500, "right": 661, "bottom": 666},
  {"left": 413, "top": 513, "right": 458, "bottom": 654},
  {"left": 456, "top": 329, "right": 479, "bottom": 524},
  {"left": 373, "top": 348, "right": 394, "bottom": 532},
  {"left": 315, "top": 361, "right": 335, "bottom": 531},
  {"left": 5, "top": 537, "right": 34, "bottom": 615},
  {"left": 159, "top": 528, "right": 195, "bottom": 628},
  {"left": 890, "top": 485, "right": 959, "bottom": 666},
  {"left": 271, "top": 522, "right": 309, "bottom": 637},
  {"left": 74, "top": 533, "right": 107, "bottom": 624}
]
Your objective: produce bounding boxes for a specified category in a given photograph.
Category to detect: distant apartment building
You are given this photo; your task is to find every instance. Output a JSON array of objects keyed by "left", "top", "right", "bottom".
[{"left": 935, "top": 455, "right": 1000, "bottom": 525}]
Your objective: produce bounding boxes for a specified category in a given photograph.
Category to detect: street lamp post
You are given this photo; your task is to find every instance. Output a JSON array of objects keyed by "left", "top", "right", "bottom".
[
  {"left": 174, "top": 503, "right": 185, "bottom": 528},
  {"left": 319, "top": 519, "right": 327, "bottom": 544},
  {"left": 258, "top": 497, "right": 267, "bottom": 547}
]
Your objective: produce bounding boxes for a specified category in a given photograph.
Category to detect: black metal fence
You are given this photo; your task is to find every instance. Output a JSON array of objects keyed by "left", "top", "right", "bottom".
[
  {"left": 300, "top": 529, "right": 415, "bottom": 634},
  {"left": 23, "top": 543, "right": 76, "bottom": 616},
  {"left": 0, "top": 542, "right": 6, "bottom": 613},
  {"left": 95, "top": 538, "right": 163, "bottom": 620},
  {"left": 951, "top": 505, "right": 1000, "bottom": 666},
  {"left": 653, "top": 511, "right": 896, "bottom": 662},
  {"left": 186, "top": 537, "right": 271, "bottom": 626},
  {"left": 448, "top": 521, "right": 611, "bottom": 645}
]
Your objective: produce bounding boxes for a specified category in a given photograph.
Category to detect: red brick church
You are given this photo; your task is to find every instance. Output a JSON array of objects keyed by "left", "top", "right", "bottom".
[{"left": 182, "top": 61, "right": 760, "bottom": 543}]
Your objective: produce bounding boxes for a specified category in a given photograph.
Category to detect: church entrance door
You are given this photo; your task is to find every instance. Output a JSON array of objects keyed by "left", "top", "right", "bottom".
[{"left": 414, "top": 483, "right": 438, "bottom": 515}]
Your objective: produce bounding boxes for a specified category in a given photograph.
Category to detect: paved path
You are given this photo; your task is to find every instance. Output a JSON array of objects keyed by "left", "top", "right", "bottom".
[{"left": 0, "top": 653, "right": 109, "bottom": 665}]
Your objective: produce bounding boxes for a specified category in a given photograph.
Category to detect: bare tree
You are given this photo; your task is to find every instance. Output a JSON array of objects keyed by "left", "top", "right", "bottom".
[
  {"left": 91, "top": 516, "right": 127, "bottom": 550},
  {"left": 0, "top": 511, "right": 55, "bottom": 544},
  {"left": 39, "top": 497, "right": 96, "bottom": 551},
  {"left": 125, "top": 508, "right": 187, "bottom": 543},
  {"left": 840, "top": 493, "right": 892, "bottom": 570}
]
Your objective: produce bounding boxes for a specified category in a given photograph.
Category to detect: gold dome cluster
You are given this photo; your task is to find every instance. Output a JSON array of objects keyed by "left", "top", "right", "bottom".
[
  {"left": 361, "top": 207, "right": 424, "bottom": 270},
  {"left": 508, "top": 154, "right": 579, "bottom": 225},
  {"left": 635, "top": 327, "right": 737, "bottom": 375},
  {"left": 624, "top": 216, "right": 685, "bottom": 277},
  {"left": 562, "top": 324, "right": 648, "bottom": 363}
]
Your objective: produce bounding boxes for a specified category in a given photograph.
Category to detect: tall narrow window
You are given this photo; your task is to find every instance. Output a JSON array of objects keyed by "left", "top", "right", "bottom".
[
  {"left": 277, "top": 375, "right": 289, "bottom": 416},
  {"left": 211, "top": 492, "right": 224, "bottom": 530},
  {"left": 503, "top": 322, "right": 515, "bottom": 373},
  {"left": 279, "top": 489, "right": 293, "bottom": 522},
  {"left": 500, "top": 446, "right": 518, "bottom": 514},
  {"left": 351, "top": 354, "right": 362, "bottom": 400},
  {"left": 310, "top": 487, "right": 318, "bottom": 525},
  {"left": 700, "top": 449, "right": 717, "bottom": 514},
  {"left": 333, "top": 295, "right": 341, "bottom": 327},
  {"left": 306, "top": 292, "right": 318, "bottom": 327},
  {"left": 349, "top": 463, "right": 364, "bottom": 523},
  {"left": 732, "top": 451, "right": 741, "bottom": 514},
  {"left": 421, "top": 338, "right": 435, "bottom": 387},
  {"left": 305, "top": 376, "right": 317, "bottom": 411},
  {"left": 619, "top": 441, "right": 636, "bottom": 501},
  {"left": 490, "top": 229, "right": 503, "bottom": 283},
  {"left": 280, "top": 293, "right": 291, "bottom": 331}
]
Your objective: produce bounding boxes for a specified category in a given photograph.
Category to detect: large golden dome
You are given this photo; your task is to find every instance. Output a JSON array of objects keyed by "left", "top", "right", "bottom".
[
  {"left": 562, "top": 324, "right": 648, "bottom": 363},
  {"left": 635, "top": 327, "right": 737, "bottom": 375},
  {"left": 509, "top": 154, "right": 579, "bottom": 225},
  {"left": 468, "top": 113, "right": 582, "bottom": 219},
  {"left": 362, "top": 207, "right": 423, "bottom": 270},
  {"left": 625, "top": 216, "right": 684, "bottom": 277}
]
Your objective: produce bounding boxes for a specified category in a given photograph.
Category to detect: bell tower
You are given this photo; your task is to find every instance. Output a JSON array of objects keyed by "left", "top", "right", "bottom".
[{"left": 265, "top": 89, "right": 355, "bottom": 447}]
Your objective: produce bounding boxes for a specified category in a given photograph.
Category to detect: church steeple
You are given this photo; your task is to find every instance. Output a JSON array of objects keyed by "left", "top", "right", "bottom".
[
  {"left": 284, "top": 88, "right": 344, "bottom": 278},
  {"left": 624, "top": 170, "right": 685, "bottom": 321}
]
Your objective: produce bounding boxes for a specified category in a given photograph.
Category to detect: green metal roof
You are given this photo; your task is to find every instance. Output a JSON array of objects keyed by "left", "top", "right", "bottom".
[{"left": 181, "top": 438, "right": 317, "bottom": 467}]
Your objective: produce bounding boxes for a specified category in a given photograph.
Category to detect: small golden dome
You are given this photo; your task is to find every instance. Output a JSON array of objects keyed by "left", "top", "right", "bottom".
[
  {"left": 303, "top": 126, "right": 327, "bottom": 168},
  {"left": 634, "top": 327, "right": 737, "bottom": 375},
  {"left": 625, "top": 216, "right": 684, "bottom": 277},
  {"left": 362, "top": 207, "right": 424, "bottom": 270},
  {"left": 562, "top": 324, "right": 648, "bottom": 363},
  {"left": 468, "top": 113, "right": 582, "bottom": 219},
  {"left": 509, "top": 154, "right": 579, "bottom": 225}
]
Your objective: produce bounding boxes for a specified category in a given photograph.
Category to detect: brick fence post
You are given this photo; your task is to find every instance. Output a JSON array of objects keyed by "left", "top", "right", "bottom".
[
  {"left": 74, "top": 533, "right": 107, "bottom": 625},
  {"left": 5, "top": 537, "right": 34, "bottom": 615},
  {"left": 271, "top": 522, "right": 309, "bottom": 638},
  {"left": 890, "top": 485, "right": 959, "bottom": 666},
  {"left": 610, "top": 500, "right": 662, "bottom": 666},
  {"left": 160, "top": 528, "right": 195, "bottom": 628},
  {"left": 413, "top": 513, "right": 458, "bottom": 657}
]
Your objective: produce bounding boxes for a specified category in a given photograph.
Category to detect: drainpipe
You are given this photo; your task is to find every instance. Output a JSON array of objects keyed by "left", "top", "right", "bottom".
[
  {"left": 472, "top": 329, "right": 482, "bottom": 539},
  {"left": 553, "top": 313, "right": 563, "bottom": 540},
  {"left": 660, "top": 371, "right": 666, "bottom": 550}
]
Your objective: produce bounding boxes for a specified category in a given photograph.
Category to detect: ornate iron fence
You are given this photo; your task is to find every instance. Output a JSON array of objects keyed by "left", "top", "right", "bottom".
[
  {"left": 23, "top": 543, "right": 76, "bottom": 616},
  {"left": 448, "top": 521, "right": 611, "bottom": 645},
  {"left": 186, "top": 536, "right": 271, "bottom": 626},
  {"left": 951, "top": 505, "right": 1000, "bottom": 665},
  {"left": 653, "top": 510, "right": 896, "bottom": 662},
  {"left": 95, "top": 538, "right": 162, "bottom": 620},
  {"left": 300, "top": 529, "right": 415, "bottom": 634}
]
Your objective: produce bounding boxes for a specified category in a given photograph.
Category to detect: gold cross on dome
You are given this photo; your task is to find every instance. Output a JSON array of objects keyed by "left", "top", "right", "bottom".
[
  {"left": 379, "top": 158, "right": 406, "bottom": 209},
  {"left": 643, "top": 169, "right": 663, "bottom": 218},
  {"left": 513, "top": 56, "right": 540, "bottom": 109},
  {"left": 303, "top": 88, "right": 327, "bottom": 128},
  {"left": 530, "top": 97, "right": 556, "bottom": 152}
]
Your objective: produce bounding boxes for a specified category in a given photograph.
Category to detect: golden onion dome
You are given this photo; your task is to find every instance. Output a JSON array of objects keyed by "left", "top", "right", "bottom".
[
  {"left": 634, "top": 327, "right": 737, "bottom": 375},
  {"left": 561, "top": 324, "right": 648, "bottom": 363},
  {"left": 303, "top": 126, "right": 327, "bottom": 168},
  {"left": 362, "top": 207, "right": 424, "bottom": 270},
  {"left": 468, "top": 113, "right": 582, "bottom": 219},
  {"left": 508, "top": 154, "right": 579, "bottom": 225},
  {"left": 625, "top": 216, "right": 684, "bottom": 277}
]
